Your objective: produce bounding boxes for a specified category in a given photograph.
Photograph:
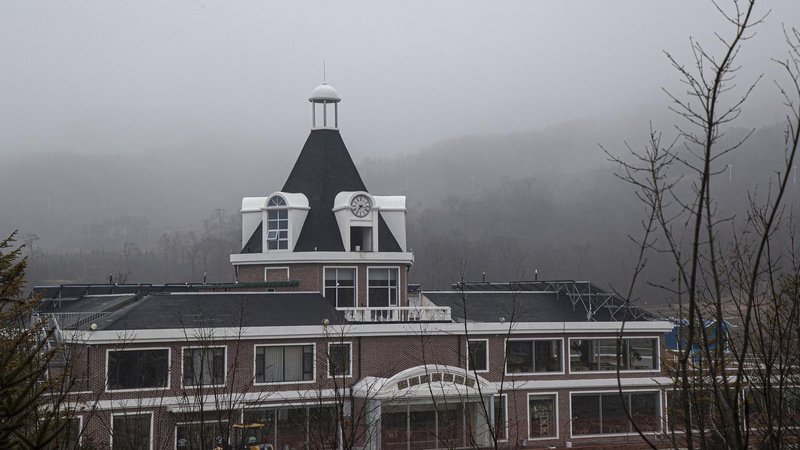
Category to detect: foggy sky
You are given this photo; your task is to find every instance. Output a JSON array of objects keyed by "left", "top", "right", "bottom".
[{"left": 2, "top": 1, "right": 800, "bottom": 162}]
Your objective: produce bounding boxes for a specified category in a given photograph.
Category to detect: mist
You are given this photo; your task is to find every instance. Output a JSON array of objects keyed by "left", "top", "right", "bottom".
[{"left": 2, "top": 1, "right": 800, "bottom": 304}]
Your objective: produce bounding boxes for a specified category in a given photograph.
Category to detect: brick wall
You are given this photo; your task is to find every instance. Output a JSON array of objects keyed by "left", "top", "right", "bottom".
[
  {"left": 69, "top": 330, "right": 667, "bottom": 449},
  {"left": 237, "top": 263, "right": 410, "bottom": 306}
]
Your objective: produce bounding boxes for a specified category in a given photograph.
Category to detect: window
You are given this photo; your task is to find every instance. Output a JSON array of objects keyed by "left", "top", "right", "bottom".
[
  {"left": 569, "top": 338, "right": 658, "bottom": 372},
  {"left": 494, "top": 394, "right": 507, "bottom": 441},
  {"left": 175, "top": 422, "right": 227, "bottom": 450},
  {"left": 107, "top": 349, "right": 169, "bottom": 391},
  {"left": 112, "top": 413, "right": 152, "bottom": 450},
  {"left": 182, "top": 347, "right": 225, "bottom": 387},
  {"left": 506, "top": 339, "right": 562, "bottom": 373},
  {"left": 467, "top": 340, "right": 489, "bottom": 372},
  {"left": 255, "top": 345, "right": 314, "bottom": 383},
  {"left": 324, "top": 268, "right": 356, "bottom": 308},
  {"left": 266, "top": 196, "right": 288, "bottom": 250},
  {"left": 328, "top": 342, "right": 352, "bottom": 377},
  {"left": 529, "top": 394, "right": 557, "bottom": 439},
  {"left": 368, "top": 267, "right": 398, "bottom": 307},
  {"left": 242, "top": 406, "right": 336, "bottom": 450},
  {"left": 48, "top": 416, "right": 81, "bottom": 449},
  {"left": 571, "top": 392, "right": 660, "bottom": 435},
  {"left": 350, "top": 226, "right": 373, "bottom": 251}
]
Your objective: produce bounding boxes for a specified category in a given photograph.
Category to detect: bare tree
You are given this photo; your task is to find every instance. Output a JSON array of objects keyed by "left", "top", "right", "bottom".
[{"left": 607, "top": 1, "right": 800, "bottom": 448}]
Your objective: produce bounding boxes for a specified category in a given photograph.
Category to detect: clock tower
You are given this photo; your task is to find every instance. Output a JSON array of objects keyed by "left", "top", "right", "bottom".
[{"left": 231, "top": 83, "right": 414, "bottom": 310}]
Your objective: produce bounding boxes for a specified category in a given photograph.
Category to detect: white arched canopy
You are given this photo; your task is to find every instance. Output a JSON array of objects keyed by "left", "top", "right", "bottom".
[{"left": 352, "top": 365, "right": 496, "bottom": 400}]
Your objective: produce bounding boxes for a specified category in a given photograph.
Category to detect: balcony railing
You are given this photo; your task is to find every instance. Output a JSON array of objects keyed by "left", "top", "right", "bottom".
[
  {"left": 34, "top": 312, "right": 111, "bottom": 330},
  {"left": 341, "top": 306, "right": 451, "bottom": 323}
]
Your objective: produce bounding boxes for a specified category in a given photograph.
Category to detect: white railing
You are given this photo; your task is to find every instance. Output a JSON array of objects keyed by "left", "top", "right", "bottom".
[
  {"left": 340, "top": 306, "right": 451, "bottom": 323},
  {"left": 35, "top": 312, "right": 111, "bottom": 330}
]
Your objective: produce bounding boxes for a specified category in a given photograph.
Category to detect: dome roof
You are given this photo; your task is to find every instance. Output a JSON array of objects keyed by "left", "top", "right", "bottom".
[{"left": 309, "top": 83, "right": 341, "bottom": 103}]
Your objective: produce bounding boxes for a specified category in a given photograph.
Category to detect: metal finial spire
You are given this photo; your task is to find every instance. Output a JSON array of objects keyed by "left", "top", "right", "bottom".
[{"left": 323, "top": 61, "right": 326, "bottom": 83}]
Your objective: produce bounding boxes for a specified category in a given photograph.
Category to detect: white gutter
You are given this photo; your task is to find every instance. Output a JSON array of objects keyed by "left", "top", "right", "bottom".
[{"left": 62, "top": 321, "right": 675, "bottom": 344}]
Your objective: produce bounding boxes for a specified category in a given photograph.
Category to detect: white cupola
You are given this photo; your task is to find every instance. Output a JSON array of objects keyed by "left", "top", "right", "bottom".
[{"left": 309, "top": 83, "right": 341, "bottom": 129}]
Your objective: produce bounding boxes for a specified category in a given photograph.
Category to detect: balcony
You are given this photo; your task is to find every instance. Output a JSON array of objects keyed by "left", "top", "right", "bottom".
[{"left": 340, "top": 306, "right": 451, "bottom": 323}]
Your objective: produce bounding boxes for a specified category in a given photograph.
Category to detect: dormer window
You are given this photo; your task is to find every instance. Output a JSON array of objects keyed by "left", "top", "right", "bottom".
[{"left": 266, "top": 195, "right": 288, "bottom": 250}]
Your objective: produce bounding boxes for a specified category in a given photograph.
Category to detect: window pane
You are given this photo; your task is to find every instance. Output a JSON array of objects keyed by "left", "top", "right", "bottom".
[
  {"left": 506, "top": 341, "right": 533, "bottom": 373},
  {"left": 283, "top": 346, "right": 303, "bottom": 381},
  {"left": 597, "top": 339, "right": 620, "bottom": 370},
  {"left": 628, "top": 339, "right": 657, "bottom": 370},
  {"left": 112, "top": 414, "right": 151, "bottom": 450},
  {"left": 601, "top": 393, "right": 628, "bottom": 434},
  {"left": 277, "top": 408, "right": 306, "bottom": 450},
  {"left": 529, "top": 395, "right": 556, "bottom": 438},
  {"left": 572, "top": 394, "right": 601, "bottom": 435},
  {"left": 308, "top": 406, "right": 337, "bottom": 449},
  {"left": 262, "top": 347, "right": 284, "bottom": 382},
  {"left": 630, "top": 392, "right": 660, "bottom": 432},
  {"left": 108, "top": 350, "right": 169, "bottom": 390},
  {"left": 329, "top": 344, "right": 351, "bottom": 376},
  {"left": 570, "top": 339, "right": 594, "bottom": 371},
  {"left": 242, "top": 408, "right": 275, "bottom": 447},
  {"left": 534, "top": 340, "right": 561, "bottom": 372},
  {"left": 468, "top": 341, "right": 488, "bottom": 372},
  {"left": 495, "top": 396, "right": 507, "bottom": 441}
]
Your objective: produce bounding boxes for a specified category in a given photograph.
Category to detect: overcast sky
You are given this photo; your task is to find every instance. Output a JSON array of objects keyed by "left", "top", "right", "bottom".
[{"left": 2, "top": 1, "right": 799, "bottom": 160}]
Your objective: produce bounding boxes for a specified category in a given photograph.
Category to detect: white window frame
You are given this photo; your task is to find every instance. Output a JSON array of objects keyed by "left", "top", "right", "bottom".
[
  {"left": 567, "top": 336, "right": 661, "bottom": 374},
  {"left": 105, "top": 347, "right": 171, "bottom": 393},
  {"left": 265, "top": 195, "right": 289, "bottom": 251},
  {"left": 568, "top": 389, "right": 663, "bottom": 438},
  {"left": 504, "top": 338, "right": 565, "bottom": 376},
  {"left": 327, "top": 341, "right": 353, "bottom": 379},
  {"left": 323, "top": 266, "right": 358, "bottom": 308},
  {"left": 366, "top": 266, "right": 400, "bottom": 307},
  {"left": 180, "top": 345, "right": 227, "bottom": 389},
  {"left": 253, "top": 342, "right": 316, "bottom": 386},
  {"left": 466, "top": 338, "right": 490, "bottom": 373},
  {"left": 264, "top": 267, "right": 290, "bottom": 282},
  {"left": 111, "top": 411, "right": 154, "bottom": 450},
  {"left": 494, "top": 393, "right": 509, "bottom": 443},
  {"left": 527, "top": 392, "right": 559, "bottom": 441}
]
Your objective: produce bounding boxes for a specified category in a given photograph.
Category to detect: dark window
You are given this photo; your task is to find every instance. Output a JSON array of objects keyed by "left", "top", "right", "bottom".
[
  {"left": 350, "top": 226, "right": 373, "bottom": 251},
  {"left": 570, "top": 338, "right": 658, "bottom": 372},
  {"left": 328, "top": 343, "right": 351, "bottom": 377},
  {"left": 182, "top": 347, "right": 225, "bottom": 387},
  {"left": 571, "top": 392, "right": 660, "bottom": 435},
  {"left": 107, "top": 349, "right": 169, "bottom": 390},
  {"left": 529, "top": 394, "right": 557, "bottom": 438},
  {"left": 255, "top": 345, "right": 314, "bottom": 383},
  {"left": 506, "top": 340, "right": 562, "bottom": 373},
  {"left": 467, "top": 340, "right": 488, "bottom": 372},
  {"left": 48, "top": 417, "right": 81, "bottom": 449},
  {"left": 495, "top": 395, "right": 507, "bottom": 441},
  {"left": 324, "top": 268, "right": 356, "bottom": 308},
  {"left": 112, "top": 414, "right": 151, "bottom": 450},
  {"left": 175, "top": 423, "right": 227, "bottom": 450},
  {"left": 368, "top": 268, "right": 398, "bottom": 307}
]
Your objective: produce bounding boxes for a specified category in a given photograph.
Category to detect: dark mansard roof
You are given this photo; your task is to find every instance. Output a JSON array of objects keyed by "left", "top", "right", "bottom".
[
  {"left": 39, "top": 291, "right": 343, "bottom": 331},
  {"left": 241, "top": 129, "right": 401, "bottom": 253}
]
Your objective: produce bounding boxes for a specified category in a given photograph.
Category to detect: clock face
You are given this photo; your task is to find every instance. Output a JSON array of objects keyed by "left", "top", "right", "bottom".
[{"left": 350, "top": 194, "right": 371, "bottom": 217}]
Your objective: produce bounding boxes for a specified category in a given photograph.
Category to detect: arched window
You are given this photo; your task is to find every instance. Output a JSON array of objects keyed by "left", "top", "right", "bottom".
[
  {"left": 266, "top": 196, "right": 288, "bottom": 250},
  {"left": 267, "top": 196, "right": 286, "bottom": 207}
]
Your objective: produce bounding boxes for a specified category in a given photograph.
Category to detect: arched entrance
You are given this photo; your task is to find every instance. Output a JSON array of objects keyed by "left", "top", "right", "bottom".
[{"left": 353, "top": 365, "right": 499, "bottom": 450}]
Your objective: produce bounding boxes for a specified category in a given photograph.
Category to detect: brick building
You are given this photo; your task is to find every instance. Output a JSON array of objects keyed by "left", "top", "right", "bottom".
[{"left": 36, "top": 83, "right": 673, "bottom": 450}]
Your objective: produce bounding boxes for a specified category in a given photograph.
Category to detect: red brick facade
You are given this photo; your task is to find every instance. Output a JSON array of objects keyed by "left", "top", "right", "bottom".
[{"left": 68, "top": 329, "right": 667, "bottom": 449}]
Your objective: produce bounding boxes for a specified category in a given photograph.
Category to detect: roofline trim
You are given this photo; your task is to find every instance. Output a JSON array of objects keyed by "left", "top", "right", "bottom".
[
  {"left": 63, "top": 321, "right": 674, "bottom": 344},
  {"left": 230, "top": 251, "right": 414, "bottom": 265}
]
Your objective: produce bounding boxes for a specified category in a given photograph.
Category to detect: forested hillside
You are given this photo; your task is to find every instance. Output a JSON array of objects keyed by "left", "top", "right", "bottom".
[{"left": 2, "top": 115, "right": 794, "bottom": 306}]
